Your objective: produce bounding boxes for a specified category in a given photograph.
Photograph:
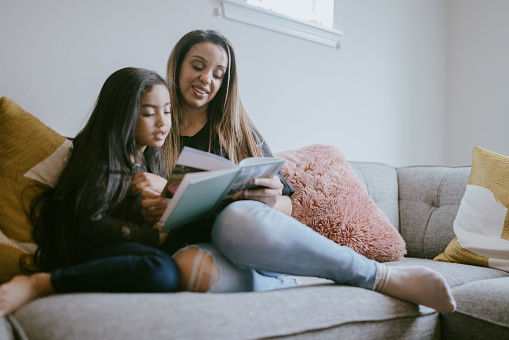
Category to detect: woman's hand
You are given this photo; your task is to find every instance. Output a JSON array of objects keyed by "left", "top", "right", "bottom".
[
  {"left": 242, "top": 175, "right": 283, "bottom": 206},
  {"left": 153, "top": 222, "right": 169, "bottom": 246},
  {"left": 141, "top": 196, "right": 168, "bottom": 225},
  {"left": 240, "top": 175, "right": 292, "bottom": 215},
  {"left": 131, "top": 172, "right": 166, "bottom": 197}
]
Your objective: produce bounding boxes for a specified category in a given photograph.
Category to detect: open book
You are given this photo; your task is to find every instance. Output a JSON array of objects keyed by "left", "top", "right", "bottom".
[{"left": 158, "top": 146, "right": 285, "bottom": 232}]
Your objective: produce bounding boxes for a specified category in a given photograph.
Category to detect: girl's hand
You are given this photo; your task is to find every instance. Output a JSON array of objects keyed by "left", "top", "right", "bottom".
[
  {"left": 153, "top": 222, "right": 169, "bottom": 246},
  {"left": 141, "top": 197, "right": 168, "bottom": 225},
  {"left": 131, "top": 172, "right": 167, "bottom": 197}
]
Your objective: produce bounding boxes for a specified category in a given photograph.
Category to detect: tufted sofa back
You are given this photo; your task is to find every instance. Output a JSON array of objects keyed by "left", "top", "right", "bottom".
[
  {"left": 350, "top": 162, "right": 399, "bottom": 230},
  {"left": 351, "top": 162, "right": 470, "bottom": 260},
  {"left": 397, "top": 166, "right": 470, "bottom": 259}
]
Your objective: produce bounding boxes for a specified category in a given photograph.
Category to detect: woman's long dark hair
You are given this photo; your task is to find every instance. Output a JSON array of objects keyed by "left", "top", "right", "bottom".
[{"left": 27, "top": 67, "right": 169, "bottom": 272}]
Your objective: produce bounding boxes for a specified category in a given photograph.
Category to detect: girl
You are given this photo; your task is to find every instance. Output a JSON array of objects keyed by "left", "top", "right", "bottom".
[
  {"left": 142, "top": 30, "right": 456, "bottom": 313},
  {"left": 0, "top": 67, "right": 178, "bottom": 317}
]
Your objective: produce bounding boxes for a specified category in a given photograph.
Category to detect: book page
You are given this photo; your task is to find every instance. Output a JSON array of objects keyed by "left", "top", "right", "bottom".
[
  {"left": 177, "top": 146, "right": 237, "bottom": 171},
  {"left": 161, "top": 165, "right": 205, "bottom": 198},
  {"left": 157, "top": 147, "right": 285, "bottom": 231},
  {"left": 225, "top": 159, "right": 285, "bottom": 198}
]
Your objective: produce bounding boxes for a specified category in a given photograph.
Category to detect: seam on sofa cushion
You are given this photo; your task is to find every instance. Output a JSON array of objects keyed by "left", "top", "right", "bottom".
[
  {"left": 420, "top": 206, "right": 436, "bottom": 256},
  {"left": 257, "top": 313, "right": 439, "bottom": 340},
  {"left": 6, "top": 315, "right": 29, "bottom": 340},
  {"left": 454, "top": 310, "right": 509, "bottom": 329},
  {"left": 435, "top": 171, "right": 447, "bottom": 208}
]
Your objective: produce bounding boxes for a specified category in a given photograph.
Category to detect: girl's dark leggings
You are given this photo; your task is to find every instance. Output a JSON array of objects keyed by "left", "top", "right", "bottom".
[{"left": 50, "top": 242, "right": 179, "bottom": 293}]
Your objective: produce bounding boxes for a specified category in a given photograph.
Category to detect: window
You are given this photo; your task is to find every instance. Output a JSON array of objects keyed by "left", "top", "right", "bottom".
[
  {"left": 220, "top": 0, "right": 342, "bottom": 48},
  {"left": 246, "top": 0, "right": 334, "bottom": 28}
]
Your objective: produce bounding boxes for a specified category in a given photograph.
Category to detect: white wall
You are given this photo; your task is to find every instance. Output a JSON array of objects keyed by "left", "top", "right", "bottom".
[
  {"left": 446, "top": 0, "right": 509, "bottom": 165},
  {"left": 0, "top": 0, "right": 464, "bottom": 167}
]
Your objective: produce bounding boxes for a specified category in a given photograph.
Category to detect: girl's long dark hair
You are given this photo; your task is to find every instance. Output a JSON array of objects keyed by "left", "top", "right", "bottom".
[{"left": 28, "top": 67, "right": 168, "bottom": 272}]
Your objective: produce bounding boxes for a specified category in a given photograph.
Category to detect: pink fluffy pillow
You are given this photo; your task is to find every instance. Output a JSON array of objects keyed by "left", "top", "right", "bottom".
[{"left": 276, "top": 144, "right": 406, "bottom": 262}]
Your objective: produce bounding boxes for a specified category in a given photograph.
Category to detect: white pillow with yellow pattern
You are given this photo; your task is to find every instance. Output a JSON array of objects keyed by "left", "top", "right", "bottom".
[
  {"left": 435, "top": 146, "right": 509, "bottom": 271},
  {"left": 0, "top": 97, "right": 71, "bottom": 283}
]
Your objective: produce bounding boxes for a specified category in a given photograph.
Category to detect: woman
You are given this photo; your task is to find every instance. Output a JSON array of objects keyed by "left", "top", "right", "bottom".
[
  {"left": 141, "top": 30, "right": 456, "bottom": 313},
  {"left": 0, "top": 67, "right": 179, "bottom": 317}
]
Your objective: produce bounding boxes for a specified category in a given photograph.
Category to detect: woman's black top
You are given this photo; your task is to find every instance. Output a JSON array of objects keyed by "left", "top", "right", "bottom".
[{"left": 180, "top": 121, "right": 294, "bottom": 197}]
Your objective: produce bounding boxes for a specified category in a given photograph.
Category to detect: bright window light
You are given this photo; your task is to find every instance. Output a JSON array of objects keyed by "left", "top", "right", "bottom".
[
  {"left": 246, "top": 0, "right": 334, "bottom": 28},
  {"left": 220, "top": 0, "right": 342, "bottom": 48}
]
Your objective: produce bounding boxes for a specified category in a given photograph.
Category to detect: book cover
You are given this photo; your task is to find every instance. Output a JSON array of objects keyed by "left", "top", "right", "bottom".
[{"left": 158, "top": 147, "right": 285, "bottom": 231}]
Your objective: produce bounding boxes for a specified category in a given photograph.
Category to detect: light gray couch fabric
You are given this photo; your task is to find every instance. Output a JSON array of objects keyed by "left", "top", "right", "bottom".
[
  {"left": 13, "top": 287, "right": 438, "bottom": 340},
  {"left": 397, "top": 166, "right": 470, "bottom": 259},
  {"left": 441, "top": 277, "right": 509, "bottom": 339},
  {"left": 349, "top": 162, "right": 399, "bottom": 230},
  {"left": 2, "top": 162, "right": 508, "bottom": 339}
]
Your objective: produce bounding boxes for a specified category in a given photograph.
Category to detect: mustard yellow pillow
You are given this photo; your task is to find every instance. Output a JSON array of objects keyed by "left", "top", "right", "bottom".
[
  {"left": 0, "top": 97, "right": 70, "bottom": 283},
  {"left": 435, "top": 147, "right": 509, "bottom": 271}
]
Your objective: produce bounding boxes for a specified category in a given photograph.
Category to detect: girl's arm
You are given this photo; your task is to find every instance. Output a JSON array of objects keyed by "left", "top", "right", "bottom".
[
  {"left": 131, "top": 172, "right": 167, "bottom": 196},
  {"left": 141, "top": 197, "right": 168, "bottom": 225},
  {"left": 81, "top": 215, "right": 161, "bottom": 248},
  {"left": 130, "top": 171, "right": 170, "bottom": 230}
]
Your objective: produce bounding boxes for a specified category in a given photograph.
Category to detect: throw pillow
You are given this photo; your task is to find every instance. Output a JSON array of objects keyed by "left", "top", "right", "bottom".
[
  {"left": 434, "top": 147, "right": 509, "bottom": 271},
  {"left": 0, "top": 97, "right": 70, "bottom": 283},
  {"left": 275, "top": 144, "right": 406, "bottom": 262}
]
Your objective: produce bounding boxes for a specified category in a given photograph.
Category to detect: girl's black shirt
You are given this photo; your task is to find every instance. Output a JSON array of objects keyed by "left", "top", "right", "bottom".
[{"left": 77, "top": 164, "right": 160, "bottom": 251}]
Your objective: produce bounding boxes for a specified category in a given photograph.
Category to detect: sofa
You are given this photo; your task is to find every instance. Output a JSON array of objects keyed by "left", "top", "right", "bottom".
[{"left": 2, "top": 157, "right": 509, "bottom": 339}]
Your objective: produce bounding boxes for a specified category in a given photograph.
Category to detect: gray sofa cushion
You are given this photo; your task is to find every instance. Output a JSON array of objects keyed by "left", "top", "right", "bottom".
[
  {"left": 441, "top": 277, "right": 509, "bottom": 339},
  {"left": 13, "top": 285, "right": 439, "bottom": 340},
  {"left": 397, "top": 166, "right": 470, "bottom": 259}
]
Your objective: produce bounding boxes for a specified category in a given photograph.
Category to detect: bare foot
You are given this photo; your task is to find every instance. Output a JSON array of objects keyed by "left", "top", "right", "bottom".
[{"left": 0, "top": 273, "right": 54, "bottom": 316}]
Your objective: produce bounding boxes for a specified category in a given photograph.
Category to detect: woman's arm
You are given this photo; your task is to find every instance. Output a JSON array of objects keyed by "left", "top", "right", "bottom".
[{"left": 273, "top": 195, "right": 293, "bottom": 216}]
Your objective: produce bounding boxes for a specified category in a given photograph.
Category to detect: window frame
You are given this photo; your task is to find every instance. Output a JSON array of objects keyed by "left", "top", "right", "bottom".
[{"left": 219, "top": 0, "right": 343, "bottom": 48}]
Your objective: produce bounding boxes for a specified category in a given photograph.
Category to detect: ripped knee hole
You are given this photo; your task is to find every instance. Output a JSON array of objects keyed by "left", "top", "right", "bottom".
[{"left": 173, "top": 247, "right": 219, "bottom": 292}]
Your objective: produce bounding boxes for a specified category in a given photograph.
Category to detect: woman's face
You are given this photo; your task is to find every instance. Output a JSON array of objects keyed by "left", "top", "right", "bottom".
[{"left": 178, "top": 41, "right": 228, "bottom": 112}]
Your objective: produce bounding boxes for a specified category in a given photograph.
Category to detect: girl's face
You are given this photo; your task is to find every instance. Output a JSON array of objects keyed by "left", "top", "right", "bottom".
[
  {"left": 178, "top": 41, "right": 228, "bottom": 113},
  {"left": 135, "top": 84, "right": 171, "bottom": 153}
]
